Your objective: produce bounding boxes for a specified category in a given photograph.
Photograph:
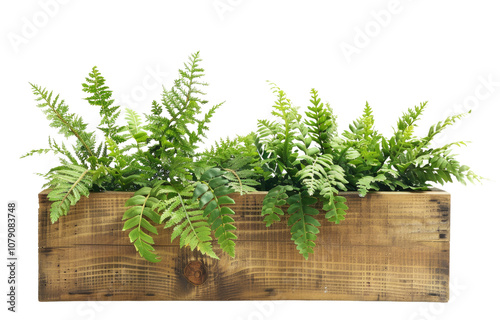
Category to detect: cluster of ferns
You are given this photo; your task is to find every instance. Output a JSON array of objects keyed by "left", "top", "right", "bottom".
[{"left": 24, "top": 53, "right": 480, "bottom": 261}]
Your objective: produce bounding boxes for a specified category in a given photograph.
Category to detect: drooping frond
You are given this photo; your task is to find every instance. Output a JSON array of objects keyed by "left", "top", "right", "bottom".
[
  {"left": 193, "top": 168, "right": 238, "bottom": 257},
  {"left": 44, "top": 164, "right": 92, "bottom": 223},
  {"left": 323, "top": 195, "right": 348, "bottom": 224},
  {"left": 287, "top": 192, "right": 320, "bottom": 260},
  {"left": 295, "top": 154, "right": 349, "bottom": 224},
  {"left": 158, "top": 184, "right": 219, "bottom": 259},
  {"left": 122, "top": 184, "right": 163, "bottom": 262},
  {"left": 261, "top": 185, "right": 293, "bottom": 226}
]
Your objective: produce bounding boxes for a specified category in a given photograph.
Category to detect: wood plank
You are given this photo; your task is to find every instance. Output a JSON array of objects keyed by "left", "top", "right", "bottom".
[{"left": 38, "top": 190, "right": 450, "bottom": 302}]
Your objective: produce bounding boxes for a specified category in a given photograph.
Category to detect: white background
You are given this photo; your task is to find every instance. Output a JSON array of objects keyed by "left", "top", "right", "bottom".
[{"left": 1, "top": 0, "right": 499, "bottom": 319}]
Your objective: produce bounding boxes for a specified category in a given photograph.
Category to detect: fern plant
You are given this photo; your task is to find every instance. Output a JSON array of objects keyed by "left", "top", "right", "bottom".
[
  {"left": 26, "top": 53, "right": 480, "bottom": 263},
  {"left": 256, "top": 83, "right": 349, "bottom": 259},
  {"left": 25, "top": 52, "right": 258, "bottom": 262},
  {"left": 255, "top": 83, "right": 480, "bottom": 259}
]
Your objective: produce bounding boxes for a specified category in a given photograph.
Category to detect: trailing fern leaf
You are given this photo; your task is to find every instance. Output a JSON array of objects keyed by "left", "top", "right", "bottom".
[
  {"left": 158, "top": 184, "right": 219, "bottom": 259},
  {"left": 193, "top": 168, "right": 237, "bottom": 257},
  {"left": 261, "top": 185, "right": 293, "bottom": 226},
  {"left": 44, "top": 164, "right": 92, "bottom": 223},
  {"left": 287, "top": 192, "right": 320, "bottom": 260},
  {"left": 122, "top": 184, "right": 163, "bottom": 262}
]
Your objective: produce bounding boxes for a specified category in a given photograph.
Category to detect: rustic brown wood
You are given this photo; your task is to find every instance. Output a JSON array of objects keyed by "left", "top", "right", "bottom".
[
  {"left": 38, "top": 189, "right": 450, "bottom": 302},
  {"left": 184, "top": 260, "right": 208, "bottom": 286}
]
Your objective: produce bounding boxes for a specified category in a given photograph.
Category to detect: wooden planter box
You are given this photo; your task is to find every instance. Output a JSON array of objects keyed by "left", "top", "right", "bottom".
[{"left": 38, "top": 189, "right": 450, "bottom": 302}]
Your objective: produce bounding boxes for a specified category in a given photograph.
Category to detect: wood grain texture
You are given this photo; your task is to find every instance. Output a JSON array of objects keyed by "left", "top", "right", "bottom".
[{"left": 38, "top": 189, "right": 450, "bottom": 302}]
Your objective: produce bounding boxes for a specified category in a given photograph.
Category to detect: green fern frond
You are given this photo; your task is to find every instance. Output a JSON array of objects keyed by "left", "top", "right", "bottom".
[
  {"left": 30, "top": 83, "right": 97, "bottom": 161},
  {"left": 49, "top": 137, "right": 79, "bottom": 165},
  {"left": 305, "top": 88, "right": 338, "bottom": 153},
  {"left": 357, "top": 174, "right": 387, "bottom": 196},
  {"left": 193, "top": 168, "right": 237, "bottom": 257},
  {"left": 296, "top": 154, "right": 348, "bottom": 196},
  {"left": 195, "top": 102, "right": 223, "bottom": 141},
  {"left": 258, "top": 83, "right": 303, "bottom": 178},
  {"left": 197, "top": 134, "right": 261, "bottom": 194},
  {"left": 223, "top": 168, "right": 258, "bottom": 194},
  {"left": 256, "top": 119, "right": 281, "bottom": 143},
  {"left": 295, "top": 154, "right": 348, "bottom": 224},
  {"left": 158, "top": 184, "right": 219, "bottom": 259},
  {"left": 421, "top": 111, "right": 470, "bottom": 147},
  {"left": 343, "top": 102, "right": 377, "bottom": 142},
  {"left": 122, "top": 185, "right": 163, "bottom": 262},
  {"left": 287, "top": 191, "right": 320, "bottom": 260},
  {"left": 143, "top": 52, "right": 223, "bottom": 183},
  {"left": 124, "top": 108, "right": 143, "bottom": 136},
  {"left": 45, "top": 164, "right": 92, "bottom": 223},
  {"left": 82, "top": 66, "right": 124, "bottom": 143},
  {"left": 323, "top": 195, "right": 348, "bottom": 224},
  {"left": 396, "top": 101, "right": 427, "bottom": 132},
  {"left": 21, "top": 148, "right": 52, "bottom": 158},
  {"left": 123, "top": 108, "right": 148, "bottom": 150},
  {"left": 261, "top": 185, "right": 293, "bottom": 226}
]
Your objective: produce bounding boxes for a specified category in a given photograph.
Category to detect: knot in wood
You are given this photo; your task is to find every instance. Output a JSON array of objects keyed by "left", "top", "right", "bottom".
[{"left": 183, "top": 260, "right": 207, "bottom": 286}]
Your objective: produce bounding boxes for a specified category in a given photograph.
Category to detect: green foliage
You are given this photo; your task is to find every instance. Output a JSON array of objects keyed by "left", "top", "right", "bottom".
[
  {"left": 198, "top": 134, "right": 262, "bottom": 194},
  {"left": 123, "top": 108, "right": 148, "bottom": 151},
  {"left": 82, "top": 66, "right": 124, "bottom": 143},
  {"left": 255, "top": 85, "right": 352, "bottom": 259},
  {"left": 26, "top": 54, "right": 480, "bottom": 263},
  {"left": 255, "top": 83, "right": 480, "bottom": 259},
  {"left": 144, "top": 51, "right": 223, "bottom": 182},
  {"left": 193, "top": 168, "right": 237, "bottom": 257},
  {"left": 305, "top": 89, "right": 337, "bottom": 154},
  {"left": 158, "top": 184, "right": 218, "bottom": 259},
  {"left": 286, "top": 192, "right": 320, "bottom": 260},
  {"left": 256, "top": 83, "right": 305, "bottom": 185},
  {"left": 296, "top": 154, "right": 347, "bottom": 199},
  {"left": 29, "top": 83, "right": 98, "bottom": 164},
  {"left": 43, "top": 164, "right": 92, "bottom": 223},
  {"left": 261, "top": 185, "right": 293, "bottom": 226},
  {"left": 25, "top": 53, "right": 238, "bottom": 262},
  {"left": 123, "top": 185, "right": 163, "bottom": 262},
  {"left": 323, "top": 195, "right": 348, "bottom": 224}
]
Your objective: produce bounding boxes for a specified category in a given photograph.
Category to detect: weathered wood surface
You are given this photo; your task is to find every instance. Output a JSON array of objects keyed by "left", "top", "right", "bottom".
[{"left": 39, "top": 190, "right": 450, "bottom": 302}]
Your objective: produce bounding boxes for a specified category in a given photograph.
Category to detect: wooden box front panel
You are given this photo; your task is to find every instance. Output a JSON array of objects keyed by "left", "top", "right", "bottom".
[{"left": 38, "top": 190, "right": 450, "bottom": 302}]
